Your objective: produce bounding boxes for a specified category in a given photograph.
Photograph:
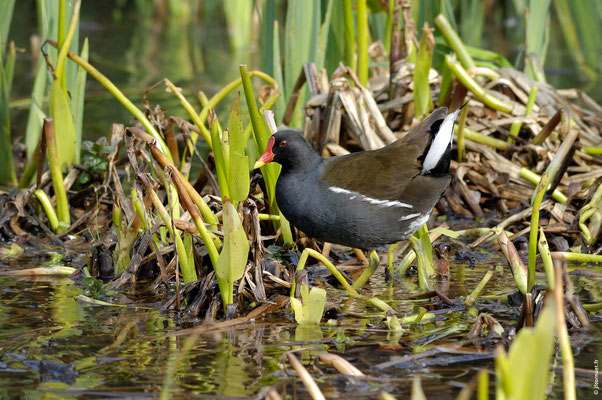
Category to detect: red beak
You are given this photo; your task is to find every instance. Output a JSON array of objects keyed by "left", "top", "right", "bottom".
[{"left": 254, "top": 136, "right": 275, "bottom": 168}]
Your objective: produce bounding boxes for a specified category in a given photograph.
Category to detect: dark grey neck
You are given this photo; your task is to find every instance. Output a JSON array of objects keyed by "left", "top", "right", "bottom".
[{"left": 279, "top": 143, "right": 322, "bottom": 173}]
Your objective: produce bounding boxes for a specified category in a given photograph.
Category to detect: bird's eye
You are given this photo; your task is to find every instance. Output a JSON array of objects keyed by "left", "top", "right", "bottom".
[{"left": 280, "top": 140, "right": 288, "bottom": 147}]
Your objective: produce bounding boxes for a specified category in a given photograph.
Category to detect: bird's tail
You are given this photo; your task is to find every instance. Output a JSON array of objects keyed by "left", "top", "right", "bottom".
[{"left": 421, "top": 106, "right": 463, "bottom": 174}]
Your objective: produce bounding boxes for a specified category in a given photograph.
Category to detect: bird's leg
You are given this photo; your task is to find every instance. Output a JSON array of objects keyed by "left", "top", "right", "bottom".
[{"left": 353, "top": 248, "right": 369, "bottom": 265}]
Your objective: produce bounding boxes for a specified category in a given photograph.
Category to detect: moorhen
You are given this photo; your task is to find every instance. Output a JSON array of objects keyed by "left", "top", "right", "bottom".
[{"left": 255, "top": 107, "right": 460, "bottom": 250}]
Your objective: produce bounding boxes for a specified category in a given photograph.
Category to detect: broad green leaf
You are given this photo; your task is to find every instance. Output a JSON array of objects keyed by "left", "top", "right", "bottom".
[
  {"left": 210, "top": 114, "right": 230, "bottom": 199},
  {"left": 24, "top": 0, "right": 53, "bottom": 160},
  {"left": 290, "top": 285, "right": 326, "bottom": 325},
  {"left": 215, "top": 198, "right": 249, "bottom": 284},
  {"left": 505, "top": 298, "right": 557, "bottom": 400},
  {"left": 228, "top": 91, "right": 245, "bottom": 153},
  {"left": 229, "top": 153, "right": 249, "bottom": 204},
  {"left": 240, "top": 65, "right": 293, "bottom": 243},
  {"left": 228, "top": 95, "right": 249, "bottom": 203},
  {"left": 413, "top": 26, "right": 434, "bottom": 119},
  {"left": 49, "top": 79, "right": 77, "bottom": 169},
  {"left": 24, "top": 58, "right": 48, "bottom": 160}
]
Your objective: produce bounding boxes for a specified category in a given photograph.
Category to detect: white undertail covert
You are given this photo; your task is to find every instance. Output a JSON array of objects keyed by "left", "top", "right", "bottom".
[{"left": 421, "top": 108, "right": 462, "bottom": 173}]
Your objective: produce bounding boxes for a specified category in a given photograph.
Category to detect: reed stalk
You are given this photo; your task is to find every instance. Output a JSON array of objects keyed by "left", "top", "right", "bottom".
[
  {"left": 240, "top": 64, "right": 293, "bottom": 243},
  {"left": 387, "top": 242, "right": 399, "bottom": 277},
  {"left": 579, "top": 182, "right": 602, "bottom": 245},
  {"left": 343, "top": 0, "right": 356, "bottom": 71},
  {"left": 520, "top": 168, "right": 567, "bottom": 203},
  {"left": 465, "top": 270, "right": 494, "bottom": 307},
  {"left": 413, "top": 24, "right": 434, "bottom": 119},
  {"left": 130, "top": 127, "right": 220, "bottom": 241},
  {"left": 446, "top": 56, "right": 512, "bottom": 114},
  {"left": 456, "top": 103, "right": 469, "bottom": 161},
  {"left": 384, "top": 0, "right": 394, "bottom": 53},
  {"left": 537, "top": 228, "right": 555, "bottom": 290},
  {"left": 54, "top": 0, "right": 80, "bottom": 83},
  {"left": 286, "top": 352, "right": 325, "bottom": 400},
  {"left": 454, "top": 125, "right": 513, "bottom": 151},
  {"left": 435, "top": 14, "right": 475, "bottom": 70},
  {"left": 508, "top": 86, "right": 537, "bottom": 143},
  {"left": 477, "top": 369, "right": 489, "bottom": 400},
  {"left": 167, "top": 166, "right": 219, "bottom": 267},
  {"left": 139, "top": 173, "right": 195, "bottom": 283},
  {"left": 497, "top": 231, "right": 528, "bottom": 294},
  {"left": 33, "top": 189, "right": 59, "bottom": 232},
  {"left": 43, "top": 118, "right": 70, "bottom": 233},
  {"left": 51, "top": 41, "right": 172, "bottom": 161},
  {"left": 416, "top": 224, "right": 434, "bottom": 275},
  {"left": 553, "top": 263, "right": 576, "bottom": 400},
  {"left": 409, "top": 236, "right": 431, "bottom": 291},
  {"left": 164, "top": 78, "right": 211, "bottom": 149},
  {"left": 292, "top": 248, "right": 358, "bottom": 296},
  {"left": 528, "top": 173, "right": 548, "bottom": 291},
  {"left": 356, "top": 0, "right": 369, "bottom": 86},
  {"left": 367, "top": 297, "right": 394, "bottom": 313},
  {"left": 352, "top": 251, "right": 380, "bottom": 291},
  {"left": 582, "top": 147, "right": 602, "bottom": 155},
  {"left": 550, "top": 252, "right": 602, "bottom": 263}
]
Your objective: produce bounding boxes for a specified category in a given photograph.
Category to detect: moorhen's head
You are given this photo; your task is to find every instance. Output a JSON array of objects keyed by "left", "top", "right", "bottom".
[{"left": 254, "top": 130, "right": 319, "bottom": 170}]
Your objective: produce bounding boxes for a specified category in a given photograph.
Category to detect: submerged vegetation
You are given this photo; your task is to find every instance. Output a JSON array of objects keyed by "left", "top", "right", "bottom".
[{"left": 0, "top": 0, "right": 601, "bottom": 398}]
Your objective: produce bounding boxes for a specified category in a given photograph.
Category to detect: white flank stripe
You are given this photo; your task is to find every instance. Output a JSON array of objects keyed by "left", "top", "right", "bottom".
[
  {"left": 422, "top": 108, "right": 462, "bottom": 173},
  {"left": 405, "top": 213, "right": 430, "bottom": 236},
  {"left": 399, "top": 213, "right": 421, "bottom": 221},
  {"left": 329, "top": 186, "right": 413, "bottom": 209}
]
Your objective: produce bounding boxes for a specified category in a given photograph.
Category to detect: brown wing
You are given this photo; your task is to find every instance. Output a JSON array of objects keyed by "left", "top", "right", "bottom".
[{"left": 321, "top": 108, "right": 448, "bottom": 201}]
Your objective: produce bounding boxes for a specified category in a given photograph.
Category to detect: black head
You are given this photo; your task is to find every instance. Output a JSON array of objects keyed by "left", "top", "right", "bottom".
[{"left": 255, "top": 130, "right": 319, "bottom": 170}]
